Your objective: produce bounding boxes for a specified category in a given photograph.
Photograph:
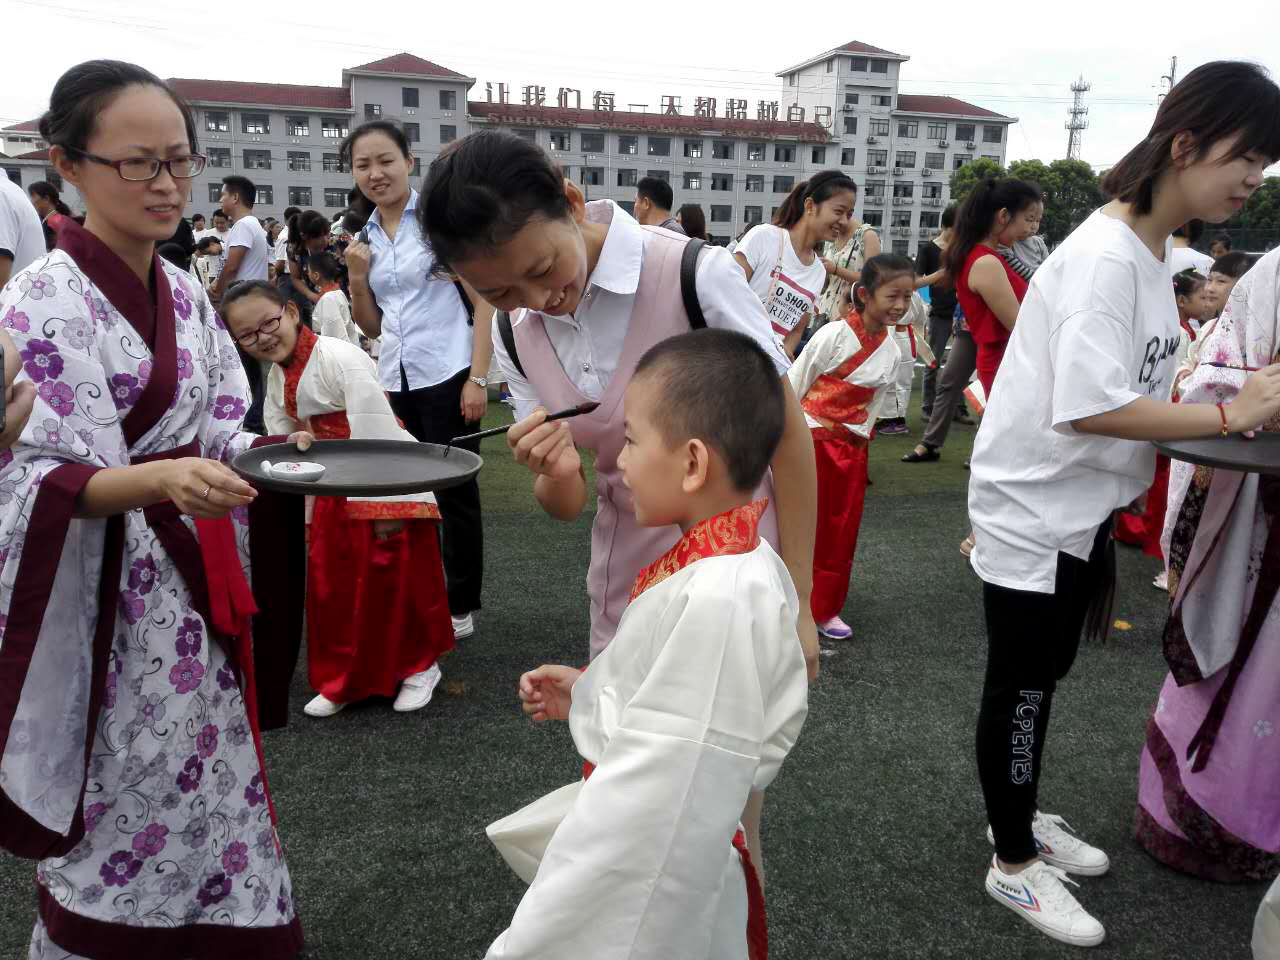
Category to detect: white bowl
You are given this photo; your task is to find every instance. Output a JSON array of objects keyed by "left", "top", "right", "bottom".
[{"left": 267, "top": 460, "right": 325, "bottom": 482}]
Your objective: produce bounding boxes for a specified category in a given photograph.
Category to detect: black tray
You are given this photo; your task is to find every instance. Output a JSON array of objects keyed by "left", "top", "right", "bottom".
[
  {"left": 231, "top": 439, "right": 484, "bottom": 496},
  {"left": 1154, "top": 433, "right": 1280, "bottom": 476}
]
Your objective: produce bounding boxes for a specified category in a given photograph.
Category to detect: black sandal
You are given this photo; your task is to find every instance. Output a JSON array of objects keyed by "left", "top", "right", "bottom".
[{"left": 901, "top": 446, "right": 940, "bottom": 463}]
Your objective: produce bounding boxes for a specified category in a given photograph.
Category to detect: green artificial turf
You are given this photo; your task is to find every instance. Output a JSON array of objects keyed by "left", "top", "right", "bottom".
[{"left": 0, "top": 393, "right": 1267, "bottom": 959}]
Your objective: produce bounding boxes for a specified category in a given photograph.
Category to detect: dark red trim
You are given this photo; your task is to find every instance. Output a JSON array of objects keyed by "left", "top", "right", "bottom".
[
  {"left": 120, "top": 258, "right": 178, "bottom": 447},
  {"left": 56, "top": 218, "right": 160, "bottom": 349},
  {"left": 39, "top": 884, "right": 304, "bottom": 960}
]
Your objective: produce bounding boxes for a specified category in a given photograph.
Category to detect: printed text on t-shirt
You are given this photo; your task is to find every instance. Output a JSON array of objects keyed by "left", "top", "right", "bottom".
[
  {"left": 1140, "top": 334, "right": 1179, "bottom": 395},
  {"left": 766, "top": 268, "right": 818, "bottom": 335}
]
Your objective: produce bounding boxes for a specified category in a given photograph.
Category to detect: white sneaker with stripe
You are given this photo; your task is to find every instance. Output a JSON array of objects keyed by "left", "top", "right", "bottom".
[
  {"left": 984, "top": 856, "right": 1105, "bottom": 947},
  {"left": 987, "top": 811, "right": 1111, "bottom": 877}
]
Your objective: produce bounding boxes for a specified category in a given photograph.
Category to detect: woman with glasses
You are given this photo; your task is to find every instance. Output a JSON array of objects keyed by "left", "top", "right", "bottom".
[{"left": 0, "top": 60, "right": 310, "bottom": 958}]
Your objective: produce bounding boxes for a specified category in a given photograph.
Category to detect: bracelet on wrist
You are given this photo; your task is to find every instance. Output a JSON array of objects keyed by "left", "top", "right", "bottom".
[{"left": 1217, "top": 402, "right": 1230, "bottom": 437}]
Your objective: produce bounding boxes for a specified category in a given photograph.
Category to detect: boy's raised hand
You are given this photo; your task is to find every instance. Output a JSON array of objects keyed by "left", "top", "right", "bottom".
[{"left": 518, "top": 664, "right": 582, "bottom": 724}]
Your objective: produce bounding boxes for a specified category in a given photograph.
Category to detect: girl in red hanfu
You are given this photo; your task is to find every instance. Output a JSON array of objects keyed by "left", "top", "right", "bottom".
[
  {"left": 223, "top": 281, "right": 455, "bottom": 718},
  {"left": 1114, "top": 267, "right": 1211, "bottom": 588},
  {"left": 787, "top": 254, "right": 913, "bottom": 640}
]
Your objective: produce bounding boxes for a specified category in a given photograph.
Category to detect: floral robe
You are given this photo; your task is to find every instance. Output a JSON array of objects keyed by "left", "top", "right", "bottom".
[{"left": 0, "top": 220, "right": 304, "bottom": 959}]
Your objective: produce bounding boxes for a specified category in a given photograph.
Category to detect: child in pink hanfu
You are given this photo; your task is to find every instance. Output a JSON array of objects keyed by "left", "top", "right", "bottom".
[{"left": 486, "top": 330, "right": 809, "bottom": 960}]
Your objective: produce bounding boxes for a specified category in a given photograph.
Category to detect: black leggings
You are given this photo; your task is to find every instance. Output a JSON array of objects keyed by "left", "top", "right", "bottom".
[{"left": 975, "top": 521, "right": 1112, "bottom": 864}]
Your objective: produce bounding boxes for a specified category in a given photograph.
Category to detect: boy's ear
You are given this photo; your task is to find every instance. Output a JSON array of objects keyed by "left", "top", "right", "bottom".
[{"left": 682, "top": 438, "right": 711, "bottom": 495}]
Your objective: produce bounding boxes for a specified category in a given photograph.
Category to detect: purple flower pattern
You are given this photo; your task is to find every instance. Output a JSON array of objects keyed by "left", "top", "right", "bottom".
[
  {"left": 20, "top": 339, "right": 63, "bottom": 383},
  {"left": 131, "top": 823, "right": 169, "bottom": 858},
  {"left": 119, "top": 590, "right": 145, "bottom": 625},
  {"left": 3, "top": 306, "right": 29, "bottom": 332},
  {"left": 212, "top": 394, "right": 247, "bottom": 421},
  {"left": 176, "top": 617, "right": 203, "bottom": 656},
  {"left": 195, "top": 723, "right": 219, "bottom": 759},
  {"left": 197, "top": 872, "right": 231, "bottom": 907},
  {"left": 176, "top": 347, "right": 194, "bottom": 382},
  {"left": 100, "top": 850, "right": 143, "bottom": 887},
  {"left": 109, "top": 373, "right": 142, "bottom": 411},
  {"left": 37, "top": 380, "right": 75, "bottom": 417},
  {"left": 169, "top": 657, "right": 204, "bottom": 694},
  {"left": 177, "top": 756, "right": 204, "bottom": 794},
  {"left": 18, "top": 272, "right": 55, "bottom": 300},
  {"left": 222, "top": 841, "right": 249, "bottom": 876},
  {"left": 128, "top": 555, "right": 159, "bottom": 595}
]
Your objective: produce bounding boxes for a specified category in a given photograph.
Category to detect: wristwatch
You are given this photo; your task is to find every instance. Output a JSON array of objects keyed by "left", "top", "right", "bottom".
[{"left": 469, "top": 375, "right": 488, "bottom": 388}]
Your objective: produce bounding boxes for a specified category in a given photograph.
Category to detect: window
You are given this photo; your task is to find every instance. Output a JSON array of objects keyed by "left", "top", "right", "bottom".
[
  {"left": 402, "top": 87, "right": 419, "bottom": 108},
  {"left": 549, "top": 131, "right": 571, "bottom": 151},
  {"left": 208, "top": 148, "right": 232, "bottom": 168},
  {"left": 892, "top": 210, "right": 912, "bottom": 227},
  {"left": 287, "top": 116, "right": 309, "bottom": 137},
  {"left": 925, "top": 152, "right": 945, "bottom": 170},
  {"left": 581, "top": 167, "right": 603, "bottom": 186},
  {"left": 841, "top": 148, "right": 856, "bottom": 166},
  {"left": 321, "top": 117, "right": 348, "bottom": 139},
  {"left": 324, "top": 188, "right": 347, "bottom": 207},
  {"left": 920, "top": 211, "right": 941, "bottom": 228},
  {"left": 647, "top": 137, "right": 671, "bottom": 156},
  {"left": 684, "top": 139, "right": 703, "bottom": 159},
  {"left": 745, "top": 174, "right": 764, "bottom": 192},
  {"left": 812, "top": 147, "right": 827, "bottom": 164},
  {"left": 865, "top": 180, "right": 886, "bottom": 197},
  {"left": 255, "top": 186, "right": 273, "bottom": 206},
  {"left": 287, "top": 151, "right": 310, "bottom": 171},
  {"left": 774, "top": 145, "right": 795, "bottom": 163},
  {"left": 928, "top": 122, "right": 947, "bottom": 140},
  {"left": 208, "top": 183, "right": 222, "bottom": 203},
  {"left": 617, "top": 168, "right": 638, "bottom": 187},
  {"left": 513, "top": 129, "right": 536, "bottom": 142},
  {"left": 843, "top": 116, "right": 858, "bottom": 135},
  {"left": 788, "top": 74, "right": 795, "bottom": 87},
  {"left": 983, "top": 154, "right": 1001, "bottom": 164},
  {"left": 412, "top": 157, "right": 421, "bottom": 177},
  {"left": 893, "top": 182, "right": 914, "bottom": 198},
  {"left": 3, "top": 167, "right": 20, "bottom": 185},
  {"left": 862, "top": 210, "right": 883, "bottom": 227},
  {"left": 922, "top": 182, "right": 943, "bottom": 198},
  {"left": 826, "top": 58, "right": 834, "bottom": 73},
  {"left": 773, "top": 175, "right": 795, "bottom": 193},
  {"left": 872, "top": 95, "right": 892, "bottom": 108},
  {"left": 439, "top": 90, "right": 457, "bottom": 110},
  {"left": 895, "top": 151, "right": 916, "bottom": 169},
  {"left": 955, "top": 123, "right": 976, "bottom": 142},
  {"left": 684, "top": 172, "right": 703, "bottom": 190},
  {"left": 581, "top": 132, "right": 605, "bottom": 152},
  {"left": 243, "top": 149, "right": 271, "bottom": 170},
  {"left": 897, "top": 121, "right": 918, "bottom": 138},
  {"left": 953, "top": 153, "right": 972, "bottom": 169},
  {"left": 322, "top": 153, "right": 345, "bottom": 172},
  {"left": 289, "top": 186, "right": 312, "bottom": 206},
  {"left": 747, "top": 142, "right": 765, "bottom": 161},
  {"left": 206, "top": 111, "right": 230, "bottom": 133},
  {"left": 440, "top": 124, "right": 456, "bottom": 143},
  {"left": 892, "top": 240, "right": 910, "bottom": 255},
  {"left": 868, "top": 149, "right": 887, "bottom": 165},
  {"left": 713, "top": 141, "right": 734, "bottom": 160},
  {"left": 845, "top": 92, "right": 859, "bottom": 105},
  {"left": 365, "top": 104, "right": 382, "bottom": 119},
  {"left": 870, "top": 59, "right": 888, "bottom": 74},
  {"left": 646, "top": 170, "right": 670, "bottom": 183},
  {"left": 849, "top": 56, "right": 868, "bottom": 71},
  {"left": 403, "top": 123, "right": 420, "bottom": 144},
  {"left": 618, "top": 200, "right": 635, "bottom": 215},
  {"left": 711, "top": 173, "right": 733, "bottom": 191},
  {"left": 44, "top": 166, "right": 61, "bottom": 191},
  {"left": 619, "top": 135, "right": 638, "bottom": 155},
  {"left": 983, "top": 125, "right": 1003, "bottom": 143},
  {"left": 710, "top": 205, "right": 732, "bottom": 222},
  {"left": 870, "top": 118, "right": 890, "bottom": 136},
  {"left": 241, "top": 113, "right": 268, "bottom": 135},
  {"left": 744, "top": 205, "right": 763, "bottom": 224}
]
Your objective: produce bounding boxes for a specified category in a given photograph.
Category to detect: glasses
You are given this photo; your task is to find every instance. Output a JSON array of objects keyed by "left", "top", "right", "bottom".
[
  {"left": 71, "top": 149, "right": 207, "bottom": 182},
  {"left": 235, "top": 313, "right": 283, "bottom": 347}
]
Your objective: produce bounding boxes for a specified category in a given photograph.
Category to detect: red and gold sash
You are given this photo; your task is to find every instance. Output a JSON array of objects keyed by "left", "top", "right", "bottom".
[
  {"left": 629, "top": 500, "right": 767, "bottom": 602},
  {"left": 801, "top": 311, "right": 887, "bottom": 427}
]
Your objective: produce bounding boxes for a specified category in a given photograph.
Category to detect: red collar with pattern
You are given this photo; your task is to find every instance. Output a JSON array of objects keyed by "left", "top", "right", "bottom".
[
  {"left": 282, "top": 324, "right": 319, "bottom": 422},
  {"left": 629, "top": 499, "right": 767, "bottom": 602}
]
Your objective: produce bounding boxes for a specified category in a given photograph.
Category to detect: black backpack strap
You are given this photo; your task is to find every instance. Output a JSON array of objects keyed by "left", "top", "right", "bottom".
[
  {"left": 681, "top": 238, "right": 707, "bottom": 330},
  {"left": 453, "top": 279, "right": 475, "bottom": 326},
  {"left": 496, "top": 310, "right": 525, "bottom": 380}
]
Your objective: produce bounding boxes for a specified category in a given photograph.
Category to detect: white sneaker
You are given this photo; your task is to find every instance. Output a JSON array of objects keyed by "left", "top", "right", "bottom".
[
  {"left": 304, "top": 694, "right": 345, "bottom": 718},
  {"left": 985, "top": 857, "right": 1106, "bottom": 947},
  {"left": 451, "top": 613, "right": 475, "bottom": 640},
  {"left": 394, "top": 662, "right": 442, "bottom": 713},
  {"left": 1153, "top": 570, "right": 1169, "bottom": 591},
  {"left": 987, "top": 812, "right": 1111, "bottom": 877}
]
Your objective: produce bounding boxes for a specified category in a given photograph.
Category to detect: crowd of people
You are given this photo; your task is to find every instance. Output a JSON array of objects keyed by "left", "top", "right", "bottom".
[{"left": 1, "top": 53, "right": 1279, "bottom": 960}]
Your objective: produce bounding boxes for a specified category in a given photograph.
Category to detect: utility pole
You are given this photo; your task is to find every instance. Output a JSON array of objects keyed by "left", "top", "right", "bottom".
[
  {"left": 1159, "top": 56, "right": 1178, "bottom": 103},
  {"left": 1065, "top": 76, "right": 1090, "bottom": 161}
]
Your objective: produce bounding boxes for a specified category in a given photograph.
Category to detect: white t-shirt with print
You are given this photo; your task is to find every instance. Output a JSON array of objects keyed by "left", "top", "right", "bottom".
[
  {"left": 968, "top": 209, "right": 1181, "bottom": 593},
  {"left": 273, "top": 225, "right": 290, "bottom": 266},
  {"left": 736, "top": 224, "right": 827, "bottom": 338},
  {"left": 225, "top": 215, "right": 270, "bottom": 283}
]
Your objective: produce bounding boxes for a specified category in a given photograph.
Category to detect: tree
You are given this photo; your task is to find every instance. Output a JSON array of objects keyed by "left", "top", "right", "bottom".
[
  {"left": 948, "top": 157, "right": 1004, "bottom": 204},
  {"left": 1219, "top": 176, "right": 1280, "bottom": 233},
  {"left": 1042, "top": 158, "right": 1104, "bottom": 246}
]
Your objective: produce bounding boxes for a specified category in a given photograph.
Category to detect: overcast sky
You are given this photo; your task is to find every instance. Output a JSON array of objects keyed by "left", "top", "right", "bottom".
[{"left": 6, "top": 0, "right": 1278, "bottom": 172}]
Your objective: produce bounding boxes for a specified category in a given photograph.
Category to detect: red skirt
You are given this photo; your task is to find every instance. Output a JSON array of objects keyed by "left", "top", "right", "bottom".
[
  {"left": 810, "top": 427, "right": 870, "bottom": 623},
  {"left": 307, "top": 496, "right": 455, "bottom": 703},
  {"left": 1114, "top": 454, "right": 1170, "bottom": 561}
]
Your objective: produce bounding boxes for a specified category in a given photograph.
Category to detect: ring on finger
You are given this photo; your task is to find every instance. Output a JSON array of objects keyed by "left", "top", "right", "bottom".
[{"left": 201, "top": 484, "right": 211, "bottom": 500}]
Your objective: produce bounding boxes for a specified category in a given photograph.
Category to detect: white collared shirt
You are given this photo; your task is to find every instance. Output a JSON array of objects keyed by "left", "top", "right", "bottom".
[
  {"left": 495, "top": 201, "right": 790, "bottom": 420},
  {"left": 365, "top": 189, "right": 472, "bottom": 391}
]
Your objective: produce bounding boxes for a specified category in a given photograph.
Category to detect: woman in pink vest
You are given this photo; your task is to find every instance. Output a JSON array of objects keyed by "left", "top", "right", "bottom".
[{"left": 420, "top": 129, "right": 820, "bottom": 876}]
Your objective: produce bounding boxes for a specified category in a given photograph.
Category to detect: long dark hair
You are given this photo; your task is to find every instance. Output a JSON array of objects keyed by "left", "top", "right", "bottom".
[
  {"left": 339, "top": 120, "right": 412, "bottom": 221},
  {"left": 39, "top": 60, "right": 198, "bottom": 159},
  {"left": 772, "top": 170, "right": 858, "bottom": 229},
  {"left": 420, "top": 130, "right": 572, "bottom": 273},
  {"left": 28, "top": 181, "right": 71, "bottom": 216},
  {"left": 852, "top": 253, "right": 916, "bottom": 312},
  {"left": 1102, "top": 61, "right": 1280, "bottom": 215},
  {"left": 287, "top": 209, "right": 332, "bottom": 258},
  {"left": 944, "top": 177, "right": 1043, "bottom": 280},
  {"left": 678, "top": 203, "right": 707, "bottom": 240}
]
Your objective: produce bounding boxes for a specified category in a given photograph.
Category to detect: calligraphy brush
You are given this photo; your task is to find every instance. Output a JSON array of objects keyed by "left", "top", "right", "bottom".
[{"left": 443, "top": 401, "right": 601, "bottom": 456}]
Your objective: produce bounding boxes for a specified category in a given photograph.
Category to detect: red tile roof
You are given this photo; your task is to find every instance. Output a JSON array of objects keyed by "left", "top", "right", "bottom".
[
  {"left": 894, "top": 95, "right": 1013, "bottom": 120},
  {"left": 468, "top": 102, "right": 831, "bottom": 142},
  {"left": 2, "top": 119, "right": 41, "bottom": 132},
  {"left": 347, "top": 53, "right": 471, "bottom": 81},
  {"left": 13, "top": 149, "right": 50, "bottom": 160},
  {"left": 168, "top": 78, "right": 351, "bottom": 110},
  {"left": 837, "top": 40, "right": 908, "bottom": 58}
]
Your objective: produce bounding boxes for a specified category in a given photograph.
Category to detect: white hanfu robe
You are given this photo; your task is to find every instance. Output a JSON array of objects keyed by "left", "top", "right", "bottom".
[{"left": 485, "top": 500, "right": 808, "bottom": 959}]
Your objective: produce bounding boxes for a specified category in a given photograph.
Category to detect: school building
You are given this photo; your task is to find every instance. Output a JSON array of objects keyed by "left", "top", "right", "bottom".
[{"left": 1, "top": 41, "right": 1014, "bottom": 256}]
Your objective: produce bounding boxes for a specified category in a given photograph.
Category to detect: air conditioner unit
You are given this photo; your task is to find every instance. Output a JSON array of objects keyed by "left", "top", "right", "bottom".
[
  {"left": 842, "top": 104, "right": 856, "bottom": 113},
  {"left": 892, "top": 167, "right": 904, "bottom": 176},
  {"left": 966, "top": 140, "right": 976, "bottom": 149},
  {"left": 866, "top": 136, "right": 878, "bottom": 144},
  {"left": 938, "top": 139, "right": 949, "bottom": 147},
  {"left": 922, "top": 168, "right": 933, "bottom": 177},
  {"left": 868, "top": 165, "right": 886, "bottom": 174}
]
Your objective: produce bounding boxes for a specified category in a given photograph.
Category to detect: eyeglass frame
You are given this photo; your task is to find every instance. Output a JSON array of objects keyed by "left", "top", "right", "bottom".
[
  {"left": 234, "top": 312, "right": 284, "bottom": 348},
  {"left": 66, "top": 148, "right": 208, "bottom": 182}
]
